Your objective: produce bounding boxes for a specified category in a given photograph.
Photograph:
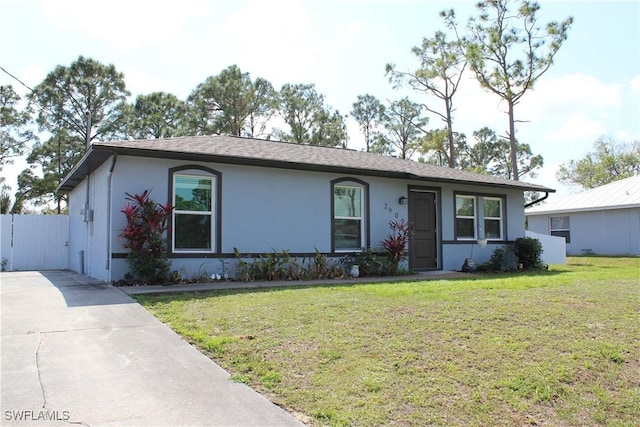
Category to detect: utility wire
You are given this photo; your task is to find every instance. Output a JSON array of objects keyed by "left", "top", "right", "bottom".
[
  {"left": 1, "top": 66, "right": 70, "bottom": 210},
  {"left": 1, "top": 65, "right": 87, "bottom": 138},
  {"left": 1, "top": 65, "right": 35, "bottom": 92}
]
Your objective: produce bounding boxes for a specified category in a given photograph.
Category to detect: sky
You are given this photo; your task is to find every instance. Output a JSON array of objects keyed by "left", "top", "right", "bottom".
[{"left": 1, "top": 0, "right": 639, "bottom": 206}]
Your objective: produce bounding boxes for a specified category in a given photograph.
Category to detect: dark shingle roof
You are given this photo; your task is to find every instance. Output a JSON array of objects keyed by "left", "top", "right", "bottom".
[{"left": 57, "top": 134, "right": 555, "bottom": 193}]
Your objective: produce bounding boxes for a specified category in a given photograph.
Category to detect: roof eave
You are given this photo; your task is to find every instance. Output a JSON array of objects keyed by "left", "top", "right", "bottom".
[
  {"left": 57, "top": 144, "right": 555, "bottom": 194},
  {"left": 56, "top": 148, "right": 111, "bottom": 193},
  {"left": 526, "top": 204, "right": 640, "bottom": 216}
]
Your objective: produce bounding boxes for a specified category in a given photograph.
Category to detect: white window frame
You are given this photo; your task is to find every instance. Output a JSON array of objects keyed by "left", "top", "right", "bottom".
[
  {"left": 333, "top": 184, "right": 365, "bottom": 252},
  {"left": 550, "top": 216, "right": 570, "bottom": 244},
  {"left": 455, "top": 195, "right": 477, "bottom": 240},
  {"left": 172, "top": 173, "right": 216, "bottom": 253},
  {"left": 483, "top": 197, "right": 503, "bottom": 241}
]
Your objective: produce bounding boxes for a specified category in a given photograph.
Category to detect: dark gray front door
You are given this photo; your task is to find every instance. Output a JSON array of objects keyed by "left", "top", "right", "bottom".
[{"left": 408, "top": 190, "right": 437, "bottom": 270}]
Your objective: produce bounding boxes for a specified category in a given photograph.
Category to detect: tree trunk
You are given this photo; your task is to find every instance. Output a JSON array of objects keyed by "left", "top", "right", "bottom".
[
  {"left": 365, "top": 127, "right": 370, "bottom": 153},
  {"left": 507, "top": 99, "right": 519, "bottom": 181},
  {"left": 446, "top": 108, "right": 454, "bottom": 168}
]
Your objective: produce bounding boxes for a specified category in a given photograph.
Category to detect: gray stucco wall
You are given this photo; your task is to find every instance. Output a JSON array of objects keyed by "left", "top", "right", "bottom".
[
  {"left": 68, "top": 155, "right": 529, "bottom": 281},
  {"left": 67, "top": 159, "right": 112, "bottom": 281},
  {"left": 68, "top": 181, "right": 86, "bottom": 276},
  {"left": 527, "top": 208, "right": 640, "bottom": 255}
]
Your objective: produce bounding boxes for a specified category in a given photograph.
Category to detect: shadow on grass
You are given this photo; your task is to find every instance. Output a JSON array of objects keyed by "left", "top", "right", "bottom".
[
  {"left": 571, "top": 254, "right": 638, "bottom": 258},
  {"left": 132, "top": 268, "right": 570, "bottom": 304}
]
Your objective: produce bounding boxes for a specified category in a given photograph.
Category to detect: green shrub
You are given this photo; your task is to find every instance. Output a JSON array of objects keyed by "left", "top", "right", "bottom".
[
  {"left": 234, "top": 247, "right": 346, "bottom": 281},
  {"left": 353, "top": 248, "right": 389, "bottom": 277},
  {"left": 234, "top": 247, "right": 303, "bottom": 281},
  {"left": 234, "top": 245, "right": 411, "bottom": 281},
  {"left": 306, "top": 248, "right": 346, "bottom": 280},
  {"left": 476, "top": 246, "right": 518, "bottom": 272},
  {"left": 513, "top": 237, "right": 546, "bottom": 270}
]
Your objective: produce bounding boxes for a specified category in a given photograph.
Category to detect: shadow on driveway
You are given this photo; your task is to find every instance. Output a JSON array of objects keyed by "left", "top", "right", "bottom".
[
  {"left": 0, "top": 270, "right": 304, "bottom": 426},
  {"left": 39, "top": 270, "right": 136, "bottom": 307}
]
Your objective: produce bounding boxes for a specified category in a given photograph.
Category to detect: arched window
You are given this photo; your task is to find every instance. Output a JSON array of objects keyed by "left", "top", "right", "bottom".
[
  {"left": 331, "top": 178, "right": 369, "bottom": 252},
  {"left": 168, "top": 165, "right": 221, "bottom": 253}
]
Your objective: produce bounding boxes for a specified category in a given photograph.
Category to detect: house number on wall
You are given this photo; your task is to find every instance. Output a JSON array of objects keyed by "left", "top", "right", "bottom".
[{"left": 383, "top": 203, "right": 399, "bottom": 219}]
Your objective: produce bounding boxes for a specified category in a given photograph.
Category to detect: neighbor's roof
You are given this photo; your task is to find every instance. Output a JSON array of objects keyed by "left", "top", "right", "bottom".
[
  {"left": 526, "top": 174, "right": 640, "bottom": 215},
  {"left": 57, "top": 134, "right": 555, "bottom": 193}
]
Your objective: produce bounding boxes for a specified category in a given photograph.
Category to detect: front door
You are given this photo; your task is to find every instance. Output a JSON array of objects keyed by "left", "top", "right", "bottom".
[{"left": 408, "top": 190, "right": 438, "bottom": 270}]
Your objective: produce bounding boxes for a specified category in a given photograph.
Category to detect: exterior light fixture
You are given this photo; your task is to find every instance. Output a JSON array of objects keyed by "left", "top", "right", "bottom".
[{"left": 398, "top": 196, "right": 407, "bottom": 205}]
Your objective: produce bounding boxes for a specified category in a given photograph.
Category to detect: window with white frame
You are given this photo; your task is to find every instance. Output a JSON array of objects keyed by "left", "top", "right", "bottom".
[
  {"left": 455, "top": 195, "right": 476, "bottom": 239},
  {"left": 550, "top": 216, "right": 570, "bottom": 243},
  {"left": 483, "top": 197, "right": 503, "bottom": 240},
  {"left": 455, "top": 194, "right": 505, "bottom": 241},
  {"left": 333, "top": 183, "right": 365, "bottom": 251},
  {"left": 173, "top": 174, "right": 215, "bottom": 251}
]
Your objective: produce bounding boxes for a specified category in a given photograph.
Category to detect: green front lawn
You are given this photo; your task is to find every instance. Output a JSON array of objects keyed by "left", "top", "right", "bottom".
[{"left": 135, "top": 257, "right": 640, "bottom": 426}]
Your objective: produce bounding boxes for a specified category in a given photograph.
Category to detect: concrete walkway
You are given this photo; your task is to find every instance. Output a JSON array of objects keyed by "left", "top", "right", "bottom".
[
  {"left": 0, "top": 271, "right": 304, "bottom": 426},
  {"left": 120, "top": 270, "right": 471, "bottom": 296}
]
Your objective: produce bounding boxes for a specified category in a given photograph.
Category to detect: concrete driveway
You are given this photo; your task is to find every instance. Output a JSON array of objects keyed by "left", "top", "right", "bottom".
[{"left": 1, "top": 271, "right": 304, "bottom": 426}]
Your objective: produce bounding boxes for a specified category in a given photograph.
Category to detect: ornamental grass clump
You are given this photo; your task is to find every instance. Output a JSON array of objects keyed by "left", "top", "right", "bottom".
[{"left": 119, "top": 190, "right": 173, "bottom": 284}]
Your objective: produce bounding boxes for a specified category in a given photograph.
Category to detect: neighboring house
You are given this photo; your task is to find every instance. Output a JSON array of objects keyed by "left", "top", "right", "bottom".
[
  {"left": 526, "top": 175, "right": 640, "bottom": 256},
  {"left": 57, "top": 135, "right": 554, "bottom": 282}
]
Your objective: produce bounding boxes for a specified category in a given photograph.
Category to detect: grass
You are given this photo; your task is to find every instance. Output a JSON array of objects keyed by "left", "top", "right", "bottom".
[{"left": 135, "top": 257, "right": 640, "bottom": 426}]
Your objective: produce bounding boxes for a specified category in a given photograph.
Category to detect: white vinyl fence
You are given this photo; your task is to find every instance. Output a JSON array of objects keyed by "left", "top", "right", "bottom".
[
  {"left": 525, "top": 230, "right": 566, "bottom": 265},
  {"left": 0, "top": 214, "right": 69, "bottom": 271}
]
